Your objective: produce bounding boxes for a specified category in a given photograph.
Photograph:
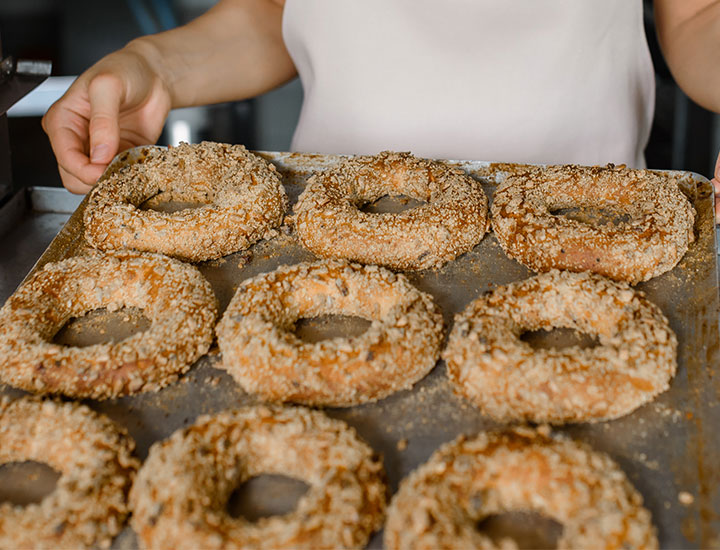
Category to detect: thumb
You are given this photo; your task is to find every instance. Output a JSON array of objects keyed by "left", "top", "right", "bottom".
[{"left": 87, "top": 73, "right": 123, "bottom": 164}]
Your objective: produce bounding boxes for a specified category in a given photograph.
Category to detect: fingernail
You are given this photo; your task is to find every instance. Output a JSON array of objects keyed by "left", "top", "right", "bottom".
[{"left": 90, "top": 144, "right": 109, "bottom": 163}]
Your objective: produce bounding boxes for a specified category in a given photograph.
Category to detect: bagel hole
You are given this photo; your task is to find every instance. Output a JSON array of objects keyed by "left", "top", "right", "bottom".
[
  {"left": 0, "top": 461, "right": 61, "bottom": 506},
  {"left": 53, "top": 306, "right": 151, "bottom": 347},
  {"left": 227, "top": 474, "right": 310, "bottom": 521},
  {"left": 550, "top": 206, "right": 632, "bottom": 226},
  {"left": 139, "top": 191, "right": 206, "bottom": 213},
  {"left": 520, "top": 327, "right": 599, "bottom": 351},
  {"left": 294, "top": 315, "right": 372, "bottom": 343},
  {"left": 361, "top": 194, "right": 426, "bottom": 214},
  {"left": 476, "top": 511, "right": 563, "bottom": 549}
]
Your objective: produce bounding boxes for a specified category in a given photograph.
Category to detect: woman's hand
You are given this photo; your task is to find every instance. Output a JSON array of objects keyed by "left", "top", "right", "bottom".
[
  {"left": 42, "top": 0, "right": 294, "bottom": 195},
  {"left": 713, "top": 152, "right": 720, "bottom": 223},
  {"left": 42, "top": 43, "right": 172, "bottom": 194}
]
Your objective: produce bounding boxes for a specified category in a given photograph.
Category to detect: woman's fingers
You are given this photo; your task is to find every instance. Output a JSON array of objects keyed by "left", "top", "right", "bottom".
[
  {"left": 87, "top": 73, "right": 124, "bottom": 165},
  {"left": 713, "top": 152, "right": 720, "bottom": 223},
  {"left": 42, "top": 70, "right": 128, "bottom": 192},
  {"left": 43, "top": 102, "right": 106, "bottom": 189},
  {"left": 58, "top": 164, "right": 99, "bottom": 195}
]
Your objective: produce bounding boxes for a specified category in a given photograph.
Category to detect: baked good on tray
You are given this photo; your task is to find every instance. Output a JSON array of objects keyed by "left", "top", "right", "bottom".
[
  {"left": 0, "top": 397, "right": 139, "bottom": 549},
  {"left": 443, "top": 270, "right": 677, "bottom": 423},
  {"left": 216, "top": 259, "right": 443, "bottom": 406},
  {"left": 84, "top": 141, "right": 288, "bottom": 262},
  {"left": 294, "top": 151, "right": 488, "bottom": 270},
  {"left": 130, "top": 405, "right": 386, "bottom": 550},
  {"left": 385, "top": 426, "right": 657, "bottom": 550},
  {"left": 491, "top": 164, "right": 695, "bottom": 284},
  {"left": 0, "top": 250, "right": 217, "bottom": 399}
]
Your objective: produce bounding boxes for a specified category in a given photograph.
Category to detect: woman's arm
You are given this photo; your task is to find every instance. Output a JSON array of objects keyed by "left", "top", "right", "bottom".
[
  {"left": 654, "top": 0, "right": 720, "bottom": 112},
  {"left": 137, "top": 0, "right": 295, "bottom": 108},
  {"left": 654, "top": 0, "right": 720, "bottom": 221},
  {"left": 42, "top": 0, "right": 295, "bottom": 193}
]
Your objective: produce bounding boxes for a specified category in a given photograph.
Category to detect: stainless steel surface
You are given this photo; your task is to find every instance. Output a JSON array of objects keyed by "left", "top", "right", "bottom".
[
  {"left": 8, "top": 76, "right": 76, "bottom": 118},
  {"left": 0, "top": 188, "right": 78, "bottom": 302},
  {"left": 0, "top": 52, "right": 51, "bottom": 201},
  {"left": 28, "top": 186, "right": 83, "bottom": 213},
  {"left": 0, "top": 187, "right": 27, "bottom": 237},
  {"left": 14, "top": 60, "right": 53, "bottom": 77},
  {"left": 1, "top": 154, "right": 719, "bottom": 549},
  {"left": 0, "top": 56, "right": 52, "bottom": 115}
]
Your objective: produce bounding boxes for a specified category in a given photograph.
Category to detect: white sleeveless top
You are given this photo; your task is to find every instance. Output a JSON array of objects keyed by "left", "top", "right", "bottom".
[{"left": 282, "top": 1, "right": 654, "bottom": 167}]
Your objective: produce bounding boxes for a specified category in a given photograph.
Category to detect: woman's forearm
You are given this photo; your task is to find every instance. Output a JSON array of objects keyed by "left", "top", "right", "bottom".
[
  {"left": 126, "top": 0, "right": 296, "bottom": 109},
  {"left": 655, "top": 0, "right": 720, "bottom": 113}
]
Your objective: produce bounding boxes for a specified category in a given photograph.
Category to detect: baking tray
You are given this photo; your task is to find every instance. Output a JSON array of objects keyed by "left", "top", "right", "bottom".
[
  {"left": 0, "top": 187, "right": 82, "bottom": 303},
  {"left": 1, "top": 149, "right": 719, "bottom": 549}
]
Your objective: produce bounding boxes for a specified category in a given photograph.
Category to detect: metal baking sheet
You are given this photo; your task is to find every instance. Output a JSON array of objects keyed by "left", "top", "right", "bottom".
[
  {"left": 1, "top": 149, "right": 719, "bottom": 549},
  {"left": 0, "top": 187, "right": 83, "bottom": 302}
]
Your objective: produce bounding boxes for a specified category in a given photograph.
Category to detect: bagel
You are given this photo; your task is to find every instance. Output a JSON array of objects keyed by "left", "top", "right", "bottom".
[
  {"left": 216, "top": 259, "right": 444, "bottom": 406},
  {"left": 130, "top": 405, "right": 386, "bottom": 550},
  {"left": 0, "top": 250, "right": 217, "bottom": 399},
  {"left": 84, "top": 141, "right": 288, "bottom": 262},
  {"left": 490, "top": 164, "right": 695, "bottom": 283},
  {"left": 385, "top": 427, "right": 658, "bottom": 550},
  {"left": 294, "top": 151, "right": 488, "bottom": 270},
  {"left": 0, "top": 397, "right": 138, "bottom": 549},
  {"left": 443, "top": 270, "right": 677, "bottom": 423}
]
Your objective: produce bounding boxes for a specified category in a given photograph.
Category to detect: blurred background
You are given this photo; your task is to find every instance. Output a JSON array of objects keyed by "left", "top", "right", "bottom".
[{"left": 1, "top": 0, "right": 719, "bottom": 197}]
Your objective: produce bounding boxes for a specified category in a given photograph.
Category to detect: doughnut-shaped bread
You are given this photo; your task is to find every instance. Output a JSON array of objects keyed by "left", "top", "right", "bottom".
[
  {"left": 294, "top": 151, "right": 488, "bottom": 270},
  {"left": 0, "top": 397, "right": 139, "bottom": 549},
  {"left": 0, "top": 251, "right": 217, "bottom": 399},
  {"left": 491, "top": 164, "right": 695, "bottom": 283},
  {"left": 130, "top": 405, "right": 386, "bottom": 550},
  {"left": 443, "top": 270, "right": 677, "bottom": 423},
  {"left": 385, "top": 427, "right": 658, "bottom": 550},
  {"left": 84, "top": 141, "right": 288, "bottom": 262},
  {"left": 216, "top": 259, "right": 443, "bottom": 406}
]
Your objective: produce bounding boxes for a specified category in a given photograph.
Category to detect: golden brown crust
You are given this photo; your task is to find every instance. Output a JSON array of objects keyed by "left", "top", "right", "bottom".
[
  {"left": 490, "top": 164, "right": 695, "bottom": 284},
  {"left": 84, "top": 142, "right": 288, "bottom": 262},
  {"left": 294, "top": 151, "right": 489, "bottom": 270},
  {"left": 385, "top": 427, "right": 658, "bottom": 550},
  {"left": 0, "top": 250, "right": 217, "bottom": 399},
  {"left": 216, "top": 259, "right": 444, "bottom": 406},
  {"left": 443, "top": 270, "right": 677, "bottom": 423},
  {"left": 130, "top": 405, "right": 386, "bottom": 550},
  {"left": 0, "top": 397, "right": 139, "bottom": 549}
]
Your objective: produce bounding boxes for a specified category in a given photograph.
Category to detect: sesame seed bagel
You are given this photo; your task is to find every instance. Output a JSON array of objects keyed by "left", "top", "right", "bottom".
[
  {"left": 443, "top": 270, "right": 677, "bottom": 423},
  {"left": 385, "top": 427, "right": 658, "bottom": 550},
  {"left": 294, "top": 151, "right": 488, "bottom": 271},
  {"left": 0, "top": 397, "right": 139, "bottom": 549},
  {"left": 0, "top": 250, "right": 217, "bottom": 399},
  {"left": 130, "top": 405, "right": 386, "bottom": 550},
  {"left": 216, "top": 259, "right": 444, "bottom": 406},
  {"left": 84, "top": 141, "right": 288, "bottom": 262},
  {"left": 490, "top": 164, "right": 695, "bottom": 284}
]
